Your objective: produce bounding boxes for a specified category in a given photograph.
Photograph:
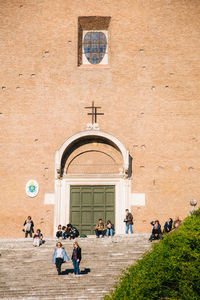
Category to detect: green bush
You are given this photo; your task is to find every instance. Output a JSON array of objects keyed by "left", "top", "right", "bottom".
[{"left": 104, "top": 210, "right": 200, "bottom": 300}]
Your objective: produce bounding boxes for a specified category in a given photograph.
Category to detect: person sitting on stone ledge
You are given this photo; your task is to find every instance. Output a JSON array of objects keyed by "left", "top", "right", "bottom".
[
  {"left": 173, "top": 216, "right": 182, "bottom": 229},
  {"left": 150, "top": 219, "right": 161, "bottom": 231},
  {"left": 66, "top": 224, "right": 79, "bottom": 240},
  {"left": 33, "top": 229, "right": 43, "bottom": 247},
  {"left": 163, "top": 218, "right": 173, "bottom": 233},
  {"left": 53, "top": 242, "right": 70, "bottom": 275},
  {"left": 95, "top": 219, "right": 106, "bottom": 238},
  {"left": 56, "top": 224, "right": 63, "bottom": 239},
  {"left": 106, "top": 220, "right": 115, "bottom": 237},
  {"left": 149, "top": 223, "right": 163, "bottom": 242},
  {"left": 23, "top": 216, "right": 34, "bottom": 238},
  {"left": 62, "top": 226, "right": 70, "bottom": 239}
]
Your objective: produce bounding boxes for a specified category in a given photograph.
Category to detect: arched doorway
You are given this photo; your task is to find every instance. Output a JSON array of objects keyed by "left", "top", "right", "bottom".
[{"left": 54, "top": 130, "right": 131, "bottom": 235}]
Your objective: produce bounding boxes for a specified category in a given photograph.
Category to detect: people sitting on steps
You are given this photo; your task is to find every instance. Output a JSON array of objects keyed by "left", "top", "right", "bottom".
[
  {"left": 66, "top": 224, "right": 79, "bottom": 239},
  {"left": 124, "top": 209, "right": 134, "bottom": 234},
  {"left": 149, "top": 222, "right": 163, "bottom": 242},
  {"left": 62, "top": 226, "right": 70, "bottom": 239},
  {"left": 56, "top": 224, "right": 63, "bottom": 239},
  {"left": 33, "top": 229, "right": 43, "bottom": 247},
  {"left": 95, "top": 219, "right": 106, "bottom": 238},
  {"left": 150, "top": 219, "right": 161, "bottom": 231},
  {"left": 106, "top": 220, "right": 115, "bottom": 237},
  {"left": 163, "top": 218, "right": 173, "bottom": 233},
  {"left": 173, "top": 216, "right": 182, "bottom": 229},
  {"left": 23, "top": 216, "right": 34, "bottom": 238}
]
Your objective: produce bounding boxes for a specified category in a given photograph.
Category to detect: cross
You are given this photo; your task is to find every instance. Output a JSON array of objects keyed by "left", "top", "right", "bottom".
[{"left": 85, "top": 101, "right": 104, "bottom": 124}]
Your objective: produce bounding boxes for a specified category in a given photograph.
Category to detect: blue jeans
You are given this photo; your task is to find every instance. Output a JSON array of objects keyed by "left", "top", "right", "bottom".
[
  {"left": 106, "top": 228, "right": 114, "bottom": 236},
  {"left": 72, "top": 260, "right": 80, "bottom": 274},
  {"left": 126, "top": 224, "right": 133, "bottom": 234}
]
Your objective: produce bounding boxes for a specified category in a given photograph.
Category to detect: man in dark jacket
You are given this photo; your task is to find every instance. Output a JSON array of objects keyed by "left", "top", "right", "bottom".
[
  {"left": 124, "top": 209, "right": 134, "bottom": 234},
  {"left": 66, "top": 224, "right": 79, "bottom": 239}
]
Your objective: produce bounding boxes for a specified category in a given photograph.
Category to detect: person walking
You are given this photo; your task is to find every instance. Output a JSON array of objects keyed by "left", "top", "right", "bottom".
[
  {"left": 53, "top": 242, "right": 70, "bottom": 275},
  {"left": 71, "top": 242, "right": 82, "bottom": 275},
  {"left": 124, "top": 209, "right": 134, "bottom": 234}
]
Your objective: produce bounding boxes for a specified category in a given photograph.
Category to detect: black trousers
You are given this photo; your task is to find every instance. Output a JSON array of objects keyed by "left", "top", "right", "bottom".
[
  {"left": 25, "top": 231, "right": 32, "bottom": 238},
  {"left": 56, "top": 257, "right": 63, "bottom": 274},
  {"left": 149, "top": 234, "right": 163, "bottom": 241},
  {"left": 95, "top": 229, "right": 106, "bottom": 237}
]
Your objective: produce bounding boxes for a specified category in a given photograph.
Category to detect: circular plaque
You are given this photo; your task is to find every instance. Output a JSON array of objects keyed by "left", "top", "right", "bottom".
[{"left": 25, "top": 180, "right": 39, "bottom": 197}]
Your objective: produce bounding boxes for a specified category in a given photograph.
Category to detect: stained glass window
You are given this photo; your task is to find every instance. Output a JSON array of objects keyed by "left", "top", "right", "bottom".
[{"left": 83, "top": 32, "right": 107, "bottom": 64}]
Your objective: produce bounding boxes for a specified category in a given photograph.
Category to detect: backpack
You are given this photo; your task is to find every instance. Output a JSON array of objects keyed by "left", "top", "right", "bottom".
[
  {"left": 80, "top": 234, "right": 87, "bottom": 238},
  {"left": 24, "top": 222, "right": 31, "bottom": 232}
]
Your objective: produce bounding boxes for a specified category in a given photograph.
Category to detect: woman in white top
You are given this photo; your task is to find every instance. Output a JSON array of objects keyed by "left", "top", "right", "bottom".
[{"left": 53, "top": 242, "right": 70, "bottom": 275}]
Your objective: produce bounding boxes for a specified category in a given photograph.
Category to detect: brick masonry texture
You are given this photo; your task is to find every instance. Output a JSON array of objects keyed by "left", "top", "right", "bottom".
[{"left": 0, "top": 0, "right": 200, "bottom": 237}]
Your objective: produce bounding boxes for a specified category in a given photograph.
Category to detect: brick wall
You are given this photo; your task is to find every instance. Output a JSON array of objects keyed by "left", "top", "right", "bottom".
[{"left": 0, "top": 0, "right": 200, "bottom": 237}]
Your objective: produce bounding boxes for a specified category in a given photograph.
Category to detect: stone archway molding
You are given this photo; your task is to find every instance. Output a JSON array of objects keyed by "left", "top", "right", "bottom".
[{"left": 55, "top": 130, "right": 130, "bottom": 178}]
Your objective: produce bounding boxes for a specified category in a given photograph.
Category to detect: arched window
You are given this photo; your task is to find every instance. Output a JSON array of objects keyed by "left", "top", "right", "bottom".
[
  {"left": 83, "top": 32, "right": 107, "bottom": 65},
  {"left": 78, "top": 17, "right": 111, "bottom": 66}
]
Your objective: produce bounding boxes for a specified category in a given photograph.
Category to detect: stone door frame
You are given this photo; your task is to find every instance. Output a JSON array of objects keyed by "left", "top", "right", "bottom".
[
  {"left": 54, "top": 175, "right": 131, "bottom": 235},
  {"left": 54, "top": 130, "right": 132, "bottom": 235}
]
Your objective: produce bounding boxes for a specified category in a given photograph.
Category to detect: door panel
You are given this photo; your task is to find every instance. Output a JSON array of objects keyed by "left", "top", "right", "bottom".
[{"left": 70, "top": 185, "right": 115, "bottom": 235}]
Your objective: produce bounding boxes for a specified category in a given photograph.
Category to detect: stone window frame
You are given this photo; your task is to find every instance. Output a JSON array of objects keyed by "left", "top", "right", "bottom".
[{"left": 78, "top": 16, "right": 111, "bottom": 67}]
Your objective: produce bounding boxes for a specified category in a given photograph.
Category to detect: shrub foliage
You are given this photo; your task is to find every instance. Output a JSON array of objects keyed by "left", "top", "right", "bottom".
[{"left": 104, "top": 210, "right": 200, "bottom": 300}]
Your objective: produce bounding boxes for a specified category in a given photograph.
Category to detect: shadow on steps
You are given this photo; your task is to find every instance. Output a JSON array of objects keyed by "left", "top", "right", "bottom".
[{"left": 61, "top": 268, "right": 91, "bottom": 275}]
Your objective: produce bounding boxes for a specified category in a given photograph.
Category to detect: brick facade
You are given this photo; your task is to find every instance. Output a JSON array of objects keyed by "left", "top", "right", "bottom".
[{"left": 0, "top": 0, "right": 200, "bottom": 237}]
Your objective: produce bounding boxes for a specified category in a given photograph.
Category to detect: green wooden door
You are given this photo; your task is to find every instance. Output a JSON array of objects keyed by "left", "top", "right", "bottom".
[{"left": 70, "top": 185, "right": 115, "bottom": 235}]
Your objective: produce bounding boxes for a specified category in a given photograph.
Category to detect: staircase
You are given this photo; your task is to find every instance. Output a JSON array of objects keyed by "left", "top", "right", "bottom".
[{"left": 0, "top": 234, "right": 150, "bottom": 300}]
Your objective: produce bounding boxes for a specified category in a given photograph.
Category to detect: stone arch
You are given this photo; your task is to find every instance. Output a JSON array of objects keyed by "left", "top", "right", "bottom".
[
  {"left": 65, "top": 149, "right": 122, "bottom": 175},
  {"left": 55, "top": 130, "right": 130, "bottom": 178}
]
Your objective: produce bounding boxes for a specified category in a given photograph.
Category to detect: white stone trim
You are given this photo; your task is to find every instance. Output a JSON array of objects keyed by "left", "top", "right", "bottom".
[
  {"left": 44, "top": 193, "right": 55, "bottom": 205},
  {"left": 54, "top": 130, "right": 134, "bottom": 236},
  {"left": 130, "top": 193, "right": 146, "bottom": 206},
  {"left": 55, "top": 130, "right": 129, "bottom": 178},
  {"left": 54, "top": 177, "right": 132, "bottom": 236}
]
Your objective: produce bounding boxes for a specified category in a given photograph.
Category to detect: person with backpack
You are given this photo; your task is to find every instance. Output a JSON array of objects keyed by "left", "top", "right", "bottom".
[
  {"left": 23, "top": 216, "right": 34, "bottom": 238},
  {"left": 53, "top": 242, "right": 70, "bottom": 275},
  {"left": 71, "top": 242, "right": 82, "bottom": 275}
]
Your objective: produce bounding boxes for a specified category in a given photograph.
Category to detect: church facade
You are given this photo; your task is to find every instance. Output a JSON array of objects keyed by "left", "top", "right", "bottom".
[{"left": 0, "top": 0, "right": 200, "bottom": 238}]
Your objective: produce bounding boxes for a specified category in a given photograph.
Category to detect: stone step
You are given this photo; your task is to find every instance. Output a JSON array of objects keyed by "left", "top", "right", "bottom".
[{"left": 0, "top": 235, "right": 151, "bottom": 299}]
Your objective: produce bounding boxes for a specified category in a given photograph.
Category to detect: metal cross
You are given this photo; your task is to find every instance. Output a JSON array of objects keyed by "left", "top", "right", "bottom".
[{"left": 85, "top": 101, "right": 104, "bottom": 124}]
